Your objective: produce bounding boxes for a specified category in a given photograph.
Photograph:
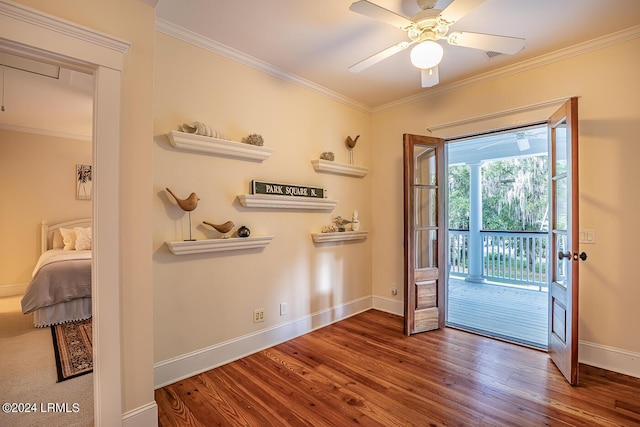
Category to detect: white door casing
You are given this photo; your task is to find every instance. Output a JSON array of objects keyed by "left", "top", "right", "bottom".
[{"left": 0, "top": 1, "right": 129, "bottom": 424}]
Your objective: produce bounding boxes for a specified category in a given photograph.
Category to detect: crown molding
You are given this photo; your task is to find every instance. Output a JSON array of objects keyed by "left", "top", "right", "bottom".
[
  {"left": 155, "top": 16, "right": 638, "bottom": 116},
  {"left": 0, "top": 0, "right": 130, "bottom": 55},
  {"left": 137, "top": 0, "right": 158, "bottom": 7},
  {"left": 373, "top": 25, "right": 640, "bottom": 114},
  {"left": 0, "top": 122, "right": 91, "bottom": 141},
  {"left": 155, "top": 18, "right": 371, "bottom": 114}
]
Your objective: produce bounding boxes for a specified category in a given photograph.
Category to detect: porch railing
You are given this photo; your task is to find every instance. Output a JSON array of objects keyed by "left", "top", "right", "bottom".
[{"left": 449, "top": 229, "right": 548, "bottom": 290}]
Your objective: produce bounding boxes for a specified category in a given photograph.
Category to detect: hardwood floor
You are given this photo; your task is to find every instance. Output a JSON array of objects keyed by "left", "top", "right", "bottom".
[{"left": 156, "top": 310, "right": 640, "bottom": 426}]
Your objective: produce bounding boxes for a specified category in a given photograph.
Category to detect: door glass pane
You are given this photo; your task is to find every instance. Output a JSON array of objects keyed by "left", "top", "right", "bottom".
[
  {"left": 416, "top": 229, "right": 437, "bottom": 269},
  {"left": 414, "top": 188, "right": 437, "bottom": 226},
  {"left": 554, "top": 122, "right": 567, "bottom": 175},
  {"left": 555, "top": 177, "right": 567, "bottom": 230},
  {"left": 414, "top": 145, "right": 436, "bottom": 185},
  {"left": 554, "top": 233, "right": 567, "bottom": 288}
]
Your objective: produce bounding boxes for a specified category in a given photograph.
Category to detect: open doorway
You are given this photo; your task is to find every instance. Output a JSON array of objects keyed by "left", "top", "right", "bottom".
[
  {"left": 445, "top": 124, "right": 550, "bottom": 349},
  {"left": 0, "top": 51, "right": 94, "bottom": 424},
  {"left": 1, "top": 2, "right": 128, "bottom": 421}
]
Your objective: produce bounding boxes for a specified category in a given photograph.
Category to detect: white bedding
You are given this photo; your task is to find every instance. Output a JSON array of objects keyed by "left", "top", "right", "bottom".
[{"left": 31, "top": 249, "right": 91, "bottom": 276}]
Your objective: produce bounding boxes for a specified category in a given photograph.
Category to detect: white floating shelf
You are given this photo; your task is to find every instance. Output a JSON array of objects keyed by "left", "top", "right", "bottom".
[
  {"left": 238, "top": 194, "right": 337, "bottom": 210},
  {"left": 311, "top": 159, "right": 368, "bottom": 177},
  {"left": 167, "top": 130, "right": 274, "bottom": 161},
  {"left": 166, "top": 236, "right": 274, "bottom": 255},
  {"left": 311, "top": 231, "right": 368, "bottom": 243}
]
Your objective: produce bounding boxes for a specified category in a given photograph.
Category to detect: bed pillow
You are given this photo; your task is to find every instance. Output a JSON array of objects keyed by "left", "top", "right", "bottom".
[
  {"left": 52, "top": 229, "right": 64, "bottom": 249},
  {"left": 74, "top": 227, "right": 92, "bottom": 251},
  {"left": 60, "top": 227, "right": 77, "bottom": 250}
]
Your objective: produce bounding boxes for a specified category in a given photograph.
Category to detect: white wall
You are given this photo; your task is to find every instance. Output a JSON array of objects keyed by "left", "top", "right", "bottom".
[
  {"left": 371, "top": 37, "right": 640, "bottom": 373},
  {"left": 153, "top": 34, "right": 372, "bottom": 367},
  {"left": 0, "top": 129, "right": 91, "bottom": 288}
]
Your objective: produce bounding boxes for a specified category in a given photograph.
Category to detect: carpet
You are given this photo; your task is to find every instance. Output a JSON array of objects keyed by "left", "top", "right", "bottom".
[{"left": 50, "top": 318, "right": 93, "bottom": 382}]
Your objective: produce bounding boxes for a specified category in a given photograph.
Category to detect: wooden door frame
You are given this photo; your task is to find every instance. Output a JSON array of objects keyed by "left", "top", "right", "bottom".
[
  {"left": 548, "top": 97, "right": 580, "bottom": 385},
  {"left": 403, "top": 133, "right": 447, "bottom": 336}
]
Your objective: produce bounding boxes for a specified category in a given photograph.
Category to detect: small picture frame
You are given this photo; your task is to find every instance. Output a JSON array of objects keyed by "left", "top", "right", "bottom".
[{"left": 76, "top": 164, "right": 92, "bottom": 200}]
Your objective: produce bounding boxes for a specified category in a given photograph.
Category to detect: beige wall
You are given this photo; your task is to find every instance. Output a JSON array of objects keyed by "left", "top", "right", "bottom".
[
  {"left": 12, "top": 0, "right": 157, "bottom": 414},
  {"left": 5, "top": 1, "right": 638, "bottom": 418},
  {"left": 153, "top": 33, "right": 372, "bottom": 361},
  {"left": 0, "top": 130, "right": 92, "bottom": 286},
  {"left": 371, "top": 37, "right": 640, "bottom": 354}
]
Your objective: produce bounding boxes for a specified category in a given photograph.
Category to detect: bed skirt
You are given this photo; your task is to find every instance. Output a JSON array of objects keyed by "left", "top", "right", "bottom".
[{"left": 33, "top": 297, "right": 92, "bottom": 327}]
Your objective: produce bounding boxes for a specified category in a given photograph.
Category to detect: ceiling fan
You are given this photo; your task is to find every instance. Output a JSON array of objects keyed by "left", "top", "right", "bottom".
[
  {"left": 478, "top": 131, "right": 533, "bottom": 151},
  {"left": 348, "top": 0, "right": 525, "bottom": 87}
]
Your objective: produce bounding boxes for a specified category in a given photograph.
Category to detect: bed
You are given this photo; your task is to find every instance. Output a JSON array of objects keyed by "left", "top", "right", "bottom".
[{"left": 21, "top": 218, "right": 92, "bottom": 327}]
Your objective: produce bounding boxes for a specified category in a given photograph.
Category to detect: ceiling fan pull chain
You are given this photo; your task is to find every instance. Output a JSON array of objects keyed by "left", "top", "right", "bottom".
[{"left": 1, "top": 64, "right": 5, "bottom": 112}]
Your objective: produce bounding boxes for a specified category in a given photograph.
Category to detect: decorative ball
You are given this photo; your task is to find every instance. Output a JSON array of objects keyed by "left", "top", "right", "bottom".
[
  {"left": 237, "top": 226, "right": 250, "bottom": 238},
  {"left": 242, "top": 133, "right": 264, "bottom": 146},
  {"left": 320, "top": 151, "right": 335, "bottom": 161}
]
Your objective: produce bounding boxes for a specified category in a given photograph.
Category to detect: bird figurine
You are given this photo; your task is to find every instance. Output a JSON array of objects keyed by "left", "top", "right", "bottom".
[
  {"left": 166, "top": 188, "right": 200, "bottom": 241},
  {"left": 345, "top": 135, "right": 360, "bottom": 165},
  {"left": 203, "top": 220, "right": 235, "bottom": 238},
  {"left": 333, "top": 216, "right": 352, "bottom": 232},
  {"left": 166, "top": 188, "right": 199, "bottom": 211}
]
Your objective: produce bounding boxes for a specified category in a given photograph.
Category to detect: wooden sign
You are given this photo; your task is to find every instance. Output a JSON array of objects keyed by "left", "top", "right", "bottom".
[{"left": 251, "top": 180, "right": 325, "bottom": 199}]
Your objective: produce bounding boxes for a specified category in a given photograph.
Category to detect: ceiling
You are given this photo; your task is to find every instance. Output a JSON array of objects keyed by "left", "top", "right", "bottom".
[
  {"left": 0, "top": 52, "right": 94, "bottom": 139},
  {"left": 155, "top": 0, "right": 640, "bottom": 108},
  {"left": 1, "top": 0, "right": 639, "bottom": 139}
]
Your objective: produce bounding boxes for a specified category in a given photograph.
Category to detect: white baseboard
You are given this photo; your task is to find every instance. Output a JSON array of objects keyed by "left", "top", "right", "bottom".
[
  {"left": 0, "top": 283, "right": 27, "bottom": 298},
  {"left": 122, "top": 401, "right": 158, "bottom": 427},
  {"left": 579, "top": 340, "right": 640, "bottom": 379},
  {"left": 153, "top": 295, "right": 639, "bottom": 391},
  {"left": 373, "top": 297, "right": 640, "bottom": 379},
  {"left": 372, "top": 295, "right": 403, "bottom": 316},
  {"left": 154, "top": 296, "right": 373, "bottom": 389}
]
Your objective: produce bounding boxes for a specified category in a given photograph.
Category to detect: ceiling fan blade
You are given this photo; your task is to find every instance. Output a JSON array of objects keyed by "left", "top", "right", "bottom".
[
  {"left": 478, "top": 140, "right": 505, "bottom": 150},
  {"left": 438, "top": 0, "right": 485, "bottom": 25},
  {"left": 349, "top": 0, "right": 413, "bottom": 30},
  {"left": 421, "top": 66, "right": 439, "bottom": 87},
  {"left": 349, "top": 41, "right": 412, "bottom": 73},
  {"left": 447, "top": 31, "right": 525, "bottom": 54}
]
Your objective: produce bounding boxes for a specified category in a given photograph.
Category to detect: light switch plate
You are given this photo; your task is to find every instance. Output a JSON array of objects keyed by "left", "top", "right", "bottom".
[{"left": 579, "top": 229, "right": 596, "bottom": 244}]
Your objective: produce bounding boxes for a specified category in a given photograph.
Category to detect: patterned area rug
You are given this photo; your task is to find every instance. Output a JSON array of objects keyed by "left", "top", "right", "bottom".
[{"left": 51, "top": 318, "right": 93, "bottom": 382}]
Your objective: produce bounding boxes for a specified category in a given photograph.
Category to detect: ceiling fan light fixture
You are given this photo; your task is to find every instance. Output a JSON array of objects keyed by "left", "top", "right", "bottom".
[
  {"left": 410, "top": 40, "right": 443, "bottom": 69},
  {"left": 516, "top": 134, "right": 530, "bottom": 151}
]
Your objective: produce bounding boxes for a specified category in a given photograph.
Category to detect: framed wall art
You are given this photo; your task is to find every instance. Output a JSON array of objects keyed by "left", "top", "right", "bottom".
[{"left": 76, "top": 164, "right": 92, "bottom": 200}]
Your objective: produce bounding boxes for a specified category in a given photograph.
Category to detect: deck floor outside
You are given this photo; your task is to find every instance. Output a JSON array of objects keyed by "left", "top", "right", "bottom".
[{"left": 447, "top": 276, "right": 548, "bottom": 348}]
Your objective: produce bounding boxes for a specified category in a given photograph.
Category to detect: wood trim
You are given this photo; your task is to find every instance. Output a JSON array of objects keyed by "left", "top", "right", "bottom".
[
  {"left": 402, "top": 135, "right": 413, "bottom": 335},
  {"left": 568, "top": 96, "right": 580, "bottom": 385},
  {"left": 403, "top": 134, "right": 446, "bottom": 335},
  {"left": 547, "top": 97, "right": 580, "bottom": 385}
]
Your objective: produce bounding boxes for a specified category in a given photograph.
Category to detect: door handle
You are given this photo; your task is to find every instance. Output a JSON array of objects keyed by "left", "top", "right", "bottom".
[
  {"left": 574, "top": 252, "right": 587, "bottom": 261},
  {"left": 558, "top": 251, "right": 571, "bottom": 260},
  {"left": 558, "top": 251, "right": 587, "bottom": 261}
]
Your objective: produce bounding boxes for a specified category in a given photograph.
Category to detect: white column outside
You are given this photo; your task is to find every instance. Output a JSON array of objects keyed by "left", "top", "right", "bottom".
[{"left": 466, "top": 162, "right": 485, "bottom": 283}]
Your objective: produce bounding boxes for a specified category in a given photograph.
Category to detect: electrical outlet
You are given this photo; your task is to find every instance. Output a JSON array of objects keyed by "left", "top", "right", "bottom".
[
  {"left": 253, "top": 308, "right": 265, "bottom": 323},
  {"left": 280, "top": 302, "right": 288, "bottom": 316}
]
